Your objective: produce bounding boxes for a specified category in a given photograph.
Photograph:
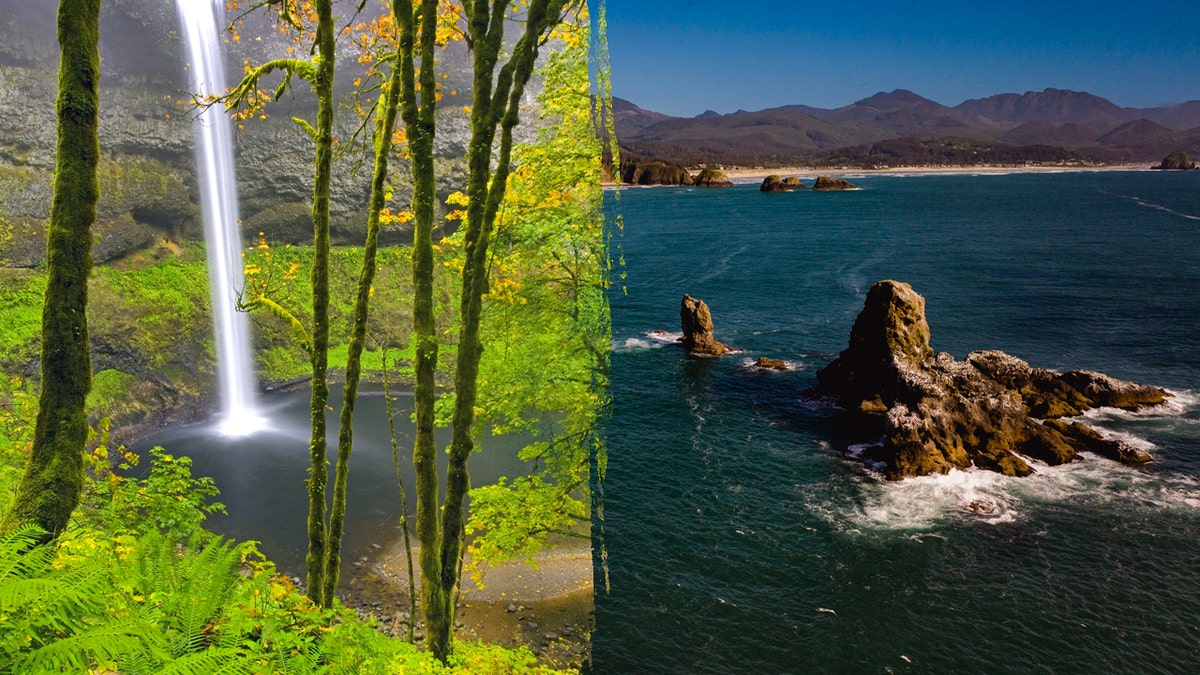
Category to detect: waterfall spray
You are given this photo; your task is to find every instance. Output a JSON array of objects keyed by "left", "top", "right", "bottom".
[{"left": 176, "top": 0, "right": 263, "bottom": 436}]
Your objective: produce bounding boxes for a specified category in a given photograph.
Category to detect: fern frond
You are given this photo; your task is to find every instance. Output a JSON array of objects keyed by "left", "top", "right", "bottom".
[
  {"left": 156, "top": 647, "right": 256, "bottom": 675},
  {"left": 0, "top": 524, "right": 52, "bottom": 583},
  {"left": 12, "top": 619, "right": 165, "bottom": 674}
]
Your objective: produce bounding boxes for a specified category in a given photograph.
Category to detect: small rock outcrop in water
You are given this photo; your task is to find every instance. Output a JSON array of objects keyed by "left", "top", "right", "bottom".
[
  {"left": 1153, "top": 150, "right": 1197, "bottom": 170},
  {"left": 621, "top": 160, "right": 694, "bottom": 186},
  {"left": 680, "top": 294, "right": 728, "bottom": 355},
  {"left": 813, "top": 280, "right": 1169, "bottom": 479},
  {"left": 755, "top": 357, "right": 788, "bottom": 370},
  {"left": 760, "top": 175, "right": 807, "bottom": 192},
  {"left": 811, "top": 176, "right": 857, "bottom": 191},
  {"left": 692, "top": 168, "right": 734, "bottom": 187}
]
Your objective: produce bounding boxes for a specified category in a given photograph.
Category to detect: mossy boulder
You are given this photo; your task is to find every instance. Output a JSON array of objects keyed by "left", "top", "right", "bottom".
[
  {"left": 812, "top": 176, "right": 857, "bottom": 191},
  {"left": 760, "top": 175, "right": 807, "bottom": 192},
  {"left": 1153, "top": 150, "right": 1197, "bottom": 170},
  {"left": 692, "top": 168, "right": 733, "bottom": 187},
  {"left": 813, "top": 280, "right": 1170, "bottom": 479},
  {"left": 620, "top": 160, "right": 693, "bottom": 186}
]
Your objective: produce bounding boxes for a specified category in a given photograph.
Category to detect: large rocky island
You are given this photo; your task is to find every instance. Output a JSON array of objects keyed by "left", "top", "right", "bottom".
[{"left": 813, "top": 280, "right": 1170, "bottom": 479}]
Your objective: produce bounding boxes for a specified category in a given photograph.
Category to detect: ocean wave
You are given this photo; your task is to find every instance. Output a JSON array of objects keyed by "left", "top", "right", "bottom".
[
  {"left": 612, "top": 337, "right": 668, "bottom": 352},
  {"left": 1131, "top": 197, "right": 1200, "bottom": 221},
  {"left": 805, "top": 443, "right": 1200, "bottom": 535},
  {"left": 1106, "top": 191, "right": 1200, "bottom": 222},
  {"left": 645, "top": 330, "right": 683, "bottom": 344}
]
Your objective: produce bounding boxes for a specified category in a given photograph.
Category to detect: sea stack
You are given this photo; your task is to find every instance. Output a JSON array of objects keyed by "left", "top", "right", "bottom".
[
  {"left": 813, "top": 280, "right": 1168, "bottom": 479},
  {"left": 680, "top": 294, "right": 728, "bottom": 355},
  {"left": 1153, "top": 150, "right": 1197, "bottom": 170}
]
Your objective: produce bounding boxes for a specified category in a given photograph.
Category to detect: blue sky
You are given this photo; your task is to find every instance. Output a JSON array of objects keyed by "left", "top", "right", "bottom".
[{"left": 601, "top": 0, "right": 1200, "bottom": 116}]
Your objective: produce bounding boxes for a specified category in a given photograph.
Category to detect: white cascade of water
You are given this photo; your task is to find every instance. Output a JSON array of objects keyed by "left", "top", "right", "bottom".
[{"left": 176, "top": 0, "right": 264, "bottom": 436}]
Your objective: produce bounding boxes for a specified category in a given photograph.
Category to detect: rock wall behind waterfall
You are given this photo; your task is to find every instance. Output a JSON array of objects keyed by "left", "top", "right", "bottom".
[{"left": 0, "top": 0, "right": 499, "bottom": 267}]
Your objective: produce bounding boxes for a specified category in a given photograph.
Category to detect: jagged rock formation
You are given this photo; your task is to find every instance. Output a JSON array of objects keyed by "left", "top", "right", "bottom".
[
  {"left": 1153, "top": 150, "right": 1197, "bottom": 170},
  {"left": 691, "top": 168, "right": 733, "bottom": 187},
  {"left": 760, "top": 175, "right": 807, "bottom": 192},
  {"left": 811, "top": 176, "right": 857, "bottom": 191},
  {"left": 621, "top": 160, "right": 694, "bottom": 186},
  {"left": 680, "top": 294, "right": 728, "bottom": 355},
  {"left": 813, "top": 280, "right": 1168, "bottom": 479}
]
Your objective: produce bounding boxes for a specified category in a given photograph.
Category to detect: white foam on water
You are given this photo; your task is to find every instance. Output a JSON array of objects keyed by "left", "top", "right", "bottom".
[
  {"left": 806, "top": 440, "right": 1200, "bottom": 536},
  {"left": 739, "top": 357, "right": 806, "bottom": 372},
  {"left": 613, "top": 337, "right": 664, "bottom": 352},
  {"left": 646, "top": 330, "right": 683, "bottom": 344}
]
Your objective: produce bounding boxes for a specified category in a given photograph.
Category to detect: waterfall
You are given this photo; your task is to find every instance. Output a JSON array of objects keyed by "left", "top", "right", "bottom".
[{"left": 176, "top": 0, "right": 263, "bottom": 436}]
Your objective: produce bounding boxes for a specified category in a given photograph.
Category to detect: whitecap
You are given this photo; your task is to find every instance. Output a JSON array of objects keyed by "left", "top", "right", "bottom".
[
  {"left": 738, "top": 356, "right": 805, "bottom": 372},
  {"left": 612, "top": 337, "right": 665, "bottom": 352},
  {"left": 645, "top": 330, "right": 683, "bottom": 344},
  {"left": 807, "top": 448, "right": 1200, "bottom": 536}
]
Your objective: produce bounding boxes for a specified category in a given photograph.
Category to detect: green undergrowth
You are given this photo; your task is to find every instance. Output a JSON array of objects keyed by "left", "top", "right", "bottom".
[
  {"left": 0, "top": 242, "right": 444, "bottom": 420},
  {"left": 0, "top": 392, "right": 569, "bottom": 674}
]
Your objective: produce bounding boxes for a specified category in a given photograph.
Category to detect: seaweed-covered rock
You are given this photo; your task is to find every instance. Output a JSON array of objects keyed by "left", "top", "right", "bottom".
[
  {"left": 760, "top": 175, "right": 807, "bottom": 192},
  {"left": 811, "top": 176, "right": 857, "bottom": 191},
  {"left": 813, "top": 280, "right": 1170, "bottom": 479},
  {"left": 680, "top": 294, "right": 728, "bottom": 355},
  {"left": 692, "top": 168, "right": 733, "bottom": 187}
]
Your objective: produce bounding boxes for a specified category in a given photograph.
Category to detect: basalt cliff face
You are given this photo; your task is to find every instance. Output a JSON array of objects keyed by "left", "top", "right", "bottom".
[
  {"left": 814, "top": 280, "right": 1168, "bottom": 479},
  {"left": 0, "top": 1, "right": 479, "bottom": 266}
]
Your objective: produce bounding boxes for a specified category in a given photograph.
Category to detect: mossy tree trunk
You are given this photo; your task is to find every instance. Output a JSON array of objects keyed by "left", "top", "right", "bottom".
[
  {"left": 2, "top": 0, "right": 101, "bottom": 538},
  {"left": 396, "top": 0, "right": 445, "bottom": 657},
  {"left": 304, "top": 0, "right": 336, "bottom": 608},
  {"left": 426, "top": 0, "right": 573, "bottom": 660},
  {"left": 324, "top": 3, "right": 409, "bottom": 604}
]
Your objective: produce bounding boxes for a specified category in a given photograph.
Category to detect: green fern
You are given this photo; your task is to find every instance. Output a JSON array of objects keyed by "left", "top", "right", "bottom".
[
  {"left": 0, "top": 524, "right": 165, "bottom": 673},
  {"left": 130, "top": 531, "right": 246, "bottom": 658}
]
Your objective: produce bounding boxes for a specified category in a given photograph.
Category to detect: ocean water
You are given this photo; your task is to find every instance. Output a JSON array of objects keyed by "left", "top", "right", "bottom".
[{"left": 593, "top": 172, "right": 1200, "bottom": 674}]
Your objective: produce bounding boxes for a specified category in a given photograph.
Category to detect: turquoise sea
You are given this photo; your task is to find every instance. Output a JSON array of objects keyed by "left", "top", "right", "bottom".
[{"left": 593, "top": 171, "right": 1200, "bottom": 673}]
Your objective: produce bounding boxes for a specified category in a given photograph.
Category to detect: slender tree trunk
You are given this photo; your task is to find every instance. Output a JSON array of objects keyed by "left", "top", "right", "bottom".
[
  {"left": 2, "top": 0, "right": 100, "bottom": 539},
  {"left": 304, "top": 0, "right": 336, "bottom": 607},
  {"left": 395, "top": 0, "right": 446, "bottom": 658},
  {"left": 324, "top": 30, "right": 406, "bottom": 603},
  {"left": 433, "top": 0, "right": 570, "bottom": 658}
]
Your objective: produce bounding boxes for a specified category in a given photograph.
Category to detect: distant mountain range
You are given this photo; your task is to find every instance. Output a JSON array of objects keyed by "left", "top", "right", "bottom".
[{"left": 613, "top": 88, "right": 1200, "bottom": 167}]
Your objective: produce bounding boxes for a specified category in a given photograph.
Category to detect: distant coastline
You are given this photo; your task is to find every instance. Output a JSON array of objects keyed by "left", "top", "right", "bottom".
[
  {"left": 721, "top": 163, "right": 1152, "bottom": 180},
  {"left": 604, "top": 163, "right": 1154, "bottom": 187}
]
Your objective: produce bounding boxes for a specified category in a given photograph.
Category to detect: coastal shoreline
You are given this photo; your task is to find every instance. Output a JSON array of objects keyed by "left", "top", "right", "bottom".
[
  {"left": 721, "top": 163, "right": 1151, "bottom": 180},
  {"left": 602, "top": 163, "right": 1154, "bottom": 188}
]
